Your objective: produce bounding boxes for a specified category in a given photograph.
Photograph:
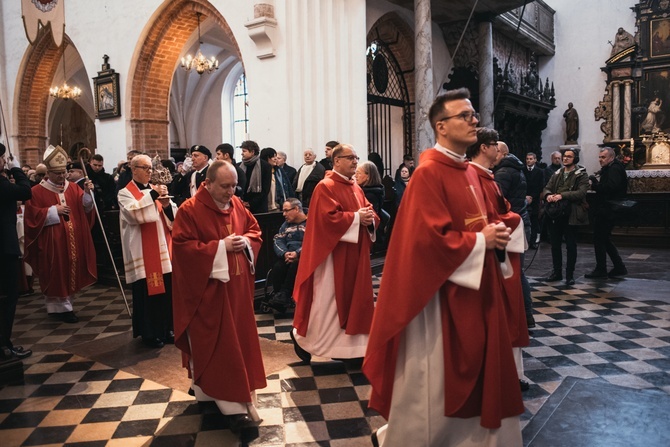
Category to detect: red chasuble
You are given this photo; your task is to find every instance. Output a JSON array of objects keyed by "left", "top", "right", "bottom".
[
  {"left": 24, "top": 181, "right": 97, "bottom": 298},
  {"left": 471, "top": 165, "right": 529, "bottom": 348},
  {"left": 363, "top": 149, "right": 524, "bottom": 429},
  {"left": 293, "top": 171, "right": 379, "bottom": 337},
  {"left": 172, "top": 189, "right": 266, "bottom": 402}
]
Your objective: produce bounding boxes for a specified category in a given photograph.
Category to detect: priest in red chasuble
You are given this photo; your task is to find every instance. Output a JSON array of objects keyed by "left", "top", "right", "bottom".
[
  {"left": 363, "top": 89, "right": 524, "bottom": 447},
  {"left": 291, "top": 143, "right": 379, "bottom": 363},
  {"left": 172, "top": 161, "right": 266, "bottom": 435},
  {"left": 24, "top": 145, "right": 97, "bottom": 324},
  {"left": 467, "top": 127, "right": 530, "bottom": 390},
  {"left": 119, "top": 154, "right": 177, "bottom": 348}
]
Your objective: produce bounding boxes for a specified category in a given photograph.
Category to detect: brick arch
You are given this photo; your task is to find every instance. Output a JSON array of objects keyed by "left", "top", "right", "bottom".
[
  {"left": 129, "top": 0, "right": 241, "bottom": 156},
  {"left": 15, "top": 28, "right": 73, "bottom": 167}
]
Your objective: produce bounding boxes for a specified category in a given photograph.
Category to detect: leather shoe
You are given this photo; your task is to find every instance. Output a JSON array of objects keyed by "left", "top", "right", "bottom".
[
  {"left": 585, "top": 269, "right": 608, "bottom": 279},
  {"left": 519, "top": 379, "right": 530, "bottom": 392},
  {"left": 542, "top": 271, "right": 562, "bottom": 282},
  {"left": 526, "top": 315, "right": 536, "bottom": 329},
  {"left": 142, "top": 337, "right": 164, "bottom": 348},
  {"left": 290, "top": 329, "right": 311, "bottom": 363},
  {"left": 10, "top": 346, "right": 33, "bottom": 359},
  {"left": 229, "top": 413, "right": 262, "bottom": 432},
  {"left": 371, "top": 429, "right": 380, "bottom": 447},
  {"left": 566, "top": 278, "right": 575, "bottom": 286},
  {"left": 49, "top": 311, "right": 79, "bottom": 323},
  {"left": 608, "top": 266, "right": 628, "bottom": 278}
]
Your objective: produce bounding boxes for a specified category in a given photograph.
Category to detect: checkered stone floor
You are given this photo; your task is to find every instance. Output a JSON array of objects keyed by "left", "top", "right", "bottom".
[{"left": 1, "top": 270, "right": 669, "bottom": 446}]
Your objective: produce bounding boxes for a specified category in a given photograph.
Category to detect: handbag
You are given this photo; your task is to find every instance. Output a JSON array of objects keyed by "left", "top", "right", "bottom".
[{"left": 544, "top": 200, "right": 570, "bottom": 220}]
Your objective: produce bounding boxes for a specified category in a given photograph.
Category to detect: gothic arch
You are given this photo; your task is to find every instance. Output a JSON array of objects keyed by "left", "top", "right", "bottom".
[
  {"left": 128, "top": 0, "right": 242, "bottom": 156},
  {"left": 15, "top": 28, "right": 72, "bottom": 166}
]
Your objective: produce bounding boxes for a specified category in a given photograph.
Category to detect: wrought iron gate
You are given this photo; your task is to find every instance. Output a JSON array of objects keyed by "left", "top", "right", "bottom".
[{"left": 366, "top": 40, "right": 412, "bottom": 177}]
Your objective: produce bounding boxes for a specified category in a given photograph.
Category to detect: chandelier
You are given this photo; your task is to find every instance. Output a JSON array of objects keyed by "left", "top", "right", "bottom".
[
  {"left": 50, "top": 54, "right": 81, "bottom": 100},
  {"left": 181, "top": 12, "right": 219, "bottom": 75}
]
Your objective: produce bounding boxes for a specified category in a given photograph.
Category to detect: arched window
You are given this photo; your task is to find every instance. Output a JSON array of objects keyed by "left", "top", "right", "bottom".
[{"left": 233, "top": 73, "right": 249, "bottom": 149}]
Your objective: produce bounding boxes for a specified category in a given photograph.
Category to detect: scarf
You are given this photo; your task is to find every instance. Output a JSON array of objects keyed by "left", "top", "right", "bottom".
[{"left": 240, "top": 155, "right": 262, "bottom": 193}]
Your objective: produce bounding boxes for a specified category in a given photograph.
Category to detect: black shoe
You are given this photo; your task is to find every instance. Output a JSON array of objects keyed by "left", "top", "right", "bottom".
[
  {"left": 608, "top": 266, "right": 628, "bottom": 278},
  {"left": 542, "top": 271, "right": 562, "bottom": 282},
  {"left": 142, "top": 337, "right": 164, "bottom": 348},
  {"left": 229, "top": 413, "right": 262, "bottom": 433},
  {"left": 10, "top": 346, "right": 33, "bottom": 359},
  {"left": 519, "top": 379, "right": 530, "bottom": 392},
  {"left": 371, "top": 429, "right": 380, "bottom": 447},
  {"left": 566, "top": 278, "right": 575, "bottom": 286},
  {"left": 289, "top": 329, "right": 311, "bottom": 364},
  {"left": 164, "top": 331, "right": 175, "bottom": 344},
  {"left": 49, "top": 311, "right": 79, "bottom": 323},
  {"left": 526, "top": 316, "right": 536, "bottom": 329},
  {"left": 530, "top": 243, "right": 539, "bottom": 250},
  {"left": 333, "top": 357, "right": 364, "bottom": 369},
  {"left": 585, "top": 269, "right": 608, "bottom": 279}
]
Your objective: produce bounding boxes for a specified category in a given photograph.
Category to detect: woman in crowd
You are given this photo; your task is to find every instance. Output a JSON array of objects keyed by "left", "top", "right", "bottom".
[
  {"left": 260, "top": 147, "right": 295, "bottom": 211},
  {"left": 394, "top": 165, "right": 411, "bottom": 207}
]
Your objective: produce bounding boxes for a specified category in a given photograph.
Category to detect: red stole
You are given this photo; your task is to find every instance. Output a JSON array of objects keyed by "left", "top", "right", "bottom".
[{"left": 126, "top": 181, "right": 165, "bottom": 295}]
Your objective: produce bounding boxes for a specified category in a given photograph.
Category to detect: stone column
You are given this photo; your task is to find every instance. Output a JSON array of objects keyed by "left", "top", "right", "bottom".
[
  {"left": 477, "top": 17, "right": 494, "bottom": 127},
  {"left": 612, "top": 81, "right": 621, "bottom": 140},
  {"left": 623, "top": 80, "right": 633, "bottom": 139},
  {"left": 415, "top": 0, "right": 434, "bottom": 156}
]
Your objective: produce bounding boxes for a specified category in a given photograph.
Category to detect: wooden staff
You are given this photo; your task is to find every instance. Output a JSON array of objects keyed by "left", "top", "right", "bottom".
[{"left": 80, "top": 156, "right": 132, "bottom": 317}]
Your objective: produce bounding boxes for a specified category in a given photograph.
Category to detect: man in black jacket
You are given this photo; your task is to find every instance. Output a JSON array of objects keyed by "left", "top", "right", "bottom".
[
  {"left": 585, "top": 147, "right": 628, "bottom": 278},
  {"left": 494, "top": 142, "right": 534, "bottom": 329},
  {"left": 524, "top": 152, "right": 545, "bottom": 249},
  {"left": 0, "top": 143, "right": 33, "bottom": 360},
  {"left": 239, "top": 140, "right": 272, "bottom": 214}
]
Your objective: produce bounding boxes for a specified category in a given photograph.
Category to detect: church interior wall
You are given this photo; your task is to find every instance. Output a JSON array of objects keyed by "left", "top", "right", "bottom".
[{"left": 539, "top": 0, "right": 637, "bottom": 175}]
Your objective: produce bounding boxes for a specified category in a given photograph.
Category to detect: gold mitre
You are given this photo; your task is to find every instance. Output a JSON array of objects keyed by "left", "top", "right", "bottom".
[{"left": 43, "top": 145, "right": 68, "bottom": 172}]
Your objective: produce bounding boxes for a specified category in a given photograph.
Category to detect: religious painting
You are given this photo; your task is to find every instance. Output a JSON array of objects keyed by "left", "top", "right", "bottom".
[
  {"left": 93, "top": 72, "right": 120, "bottom": 119},
  {"left": 640, "top": 69, "right": 670, "bottom": 134},
  {"left": 650, "top": 18, "right": 670, "bottom": 58}
]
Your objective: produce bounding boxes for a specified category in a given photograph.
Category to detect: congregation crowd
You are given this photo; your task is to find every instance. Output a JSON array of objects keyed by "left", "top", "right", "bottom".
[{"left": 0, "top": 87, "right": 632, "bottom": 446}]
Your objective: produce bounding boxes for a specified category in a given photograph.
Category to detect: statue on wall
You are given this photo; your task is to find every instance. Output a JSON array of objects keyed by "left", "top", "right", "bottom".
[
  {"left": 610, "top": 27, "right": 635, "bottom": 56},
  {"left": 563, "top": 102, "right": 579, "bottom": 144},
  {"left": 641, "top": 97, "right": 664, "bottom": 134}
]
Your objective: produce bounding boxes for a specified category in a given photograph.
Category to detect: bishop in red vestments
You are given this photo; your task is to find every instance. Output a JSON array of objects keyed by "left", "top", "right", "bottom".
[
  {"left": 172, "top": 161, "right": 266, "bottom": 433},
  {"left": 363, "top": 90, "right": 524, "bottom": 447},
  {"left": 24, "top": 145, "right": 96, "bottom": 323},
  {"left": 291, "top": 144, "right": 379, "bottom": 362}
]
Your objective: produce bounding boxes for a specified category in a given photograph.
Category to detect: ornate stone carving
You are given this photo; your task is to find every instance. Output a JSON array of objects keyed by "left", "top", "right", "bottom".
[{"left": 594, "top": 84, "right": 613, "bottom": 141}]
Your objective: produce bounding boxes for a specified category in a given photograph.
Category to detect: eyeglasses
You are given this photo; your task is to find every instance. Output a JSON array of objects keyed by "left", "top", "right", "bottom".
[
  {"left": 439, "top": 111, "right": 480, "bottom": 123},
  {"left": 282, "top": 207, "right": 296, "bottom": 213},
  {"left": 336, "top": 155, "right": 360, "bottom": 161},
  {"left": 134, "top": 165, "right": 153, "bottom": 171},
  {"left": 486, "top": 142, "right": 499, "bottom": 147}
]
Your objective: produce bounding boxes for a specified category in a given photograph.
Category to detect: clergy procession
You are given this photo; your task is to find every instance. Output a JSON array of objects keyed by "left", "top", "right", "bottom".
[{"left": 0, "top": 88, "right": 542, "bottom": 446}]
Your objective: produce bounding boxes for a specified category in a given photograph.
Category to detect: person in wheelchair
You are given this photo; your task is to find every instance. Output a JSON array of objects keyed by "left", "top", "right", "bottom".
[{"left": 266, "top": 198, "right": 307, "bottom": 311}]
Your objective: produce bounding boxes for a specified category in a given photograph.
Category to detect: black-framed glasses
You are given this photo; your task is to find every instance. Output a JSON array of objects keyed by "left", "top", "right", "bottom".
[
  {"left": 134, "top": 165, "right": 153, "bottom": 171},
  {"left": 282, "top": 206, "right": 297, "bottom": 213},
  {"left": 486, "top": 142, "right": 499, "bottom": 147},
  {"left": 439, "top": 111, "right": 480, "bottom": 123},
  {"left": 336, "top": 155, "right": 360, "bottom": 161}
]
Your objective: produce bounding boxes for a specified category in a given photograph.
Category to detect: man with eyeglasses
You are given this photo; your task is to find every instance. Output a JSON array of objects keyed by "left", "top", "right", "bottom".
[
  {"left": 263, "top": 198, "right": 308, "bottom": 313},
  {"left": 541, "top": 148, "right": 589, "bottom": 285},
  {"left": 364, "top": 88, "right": 524, "bottom": 446},
  {"left": 24, "top": 145, "right": 97, "bottom": 324},
  {"left": 118, "top": 154, "right": 177, "bottom": 348},
  {"left": 291, "top": 143, "right": 379, "bottom": 365}
]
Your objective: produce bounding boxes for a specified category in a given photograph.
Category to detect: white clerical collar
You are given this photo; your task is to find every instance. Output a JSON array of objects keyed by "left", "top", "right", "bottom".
[
  {"left": 47, "top": 179, "right": 65, "bottom": 188},
  {"left": 333, "top": 169, "right": 354, "bottom": 182},
  {"left": 470, "top": 161, "right": 492, "bottom": 174},
  {"left": 434, "top": 143, "right": 467, "bottom": 162}
]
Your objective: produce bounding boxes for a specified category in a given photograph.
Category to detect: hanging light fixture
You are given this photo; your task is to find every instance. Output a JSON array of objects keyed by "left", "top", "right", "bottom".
[
  {"left": 181, "top": 12, "right": 219, "bottom": 75},
  {"left": 50, "top": 54, "right": 81, "bottom": 101}
]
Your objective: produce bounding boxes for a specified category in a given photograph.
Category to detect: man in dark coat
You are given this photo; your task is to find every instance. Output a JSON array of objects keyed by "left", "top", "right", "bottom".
[
  {"left": 293, "top": 149, "right": 325, "bottom": 209},
  {"left": 173, "top": 145, "right": 212, "bottom": 206},
  {"left": 524, "top": 152, "right": 545, "bottom": 249},
  {"left": 0, "top": 143, "right": 33, "bottom": 359},
  {"left": 238, "top": 140, "right": 272, "bottom": 214},
  {"left": 585, "top": 147, "right": 628, "bottom": 279},
  {"left": 215, "top": 143, "right": 246, "bottom": 198}
]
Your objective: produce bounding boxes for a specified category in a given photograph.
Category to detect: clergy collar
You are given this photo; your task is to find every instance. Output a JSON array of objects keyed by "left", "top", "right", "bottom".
[
  {"left": 332, "top": 169, "right": 354, "bottom": 183},
  {"left": 132, "top": 179, "right": 150, "bottom": 189},
  {"left": 213, "top": 199, "right": 231, "bottom": 210},
  {"left": 470, "top": 161, "right": 492, "bottom": 174},
  {"left": 434, "top": 143, "right": 467, "bottom": 163}
]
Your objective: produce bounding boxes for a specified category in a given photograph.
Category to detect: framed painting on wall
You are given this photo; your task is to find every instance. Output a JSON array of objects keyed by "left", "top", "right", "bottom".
[
  {"left": 650, "top": 18, "right": 670, "bottom": 58},
  {"left": 93, "top": 72, "right": 120, "bottom": 119}
]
